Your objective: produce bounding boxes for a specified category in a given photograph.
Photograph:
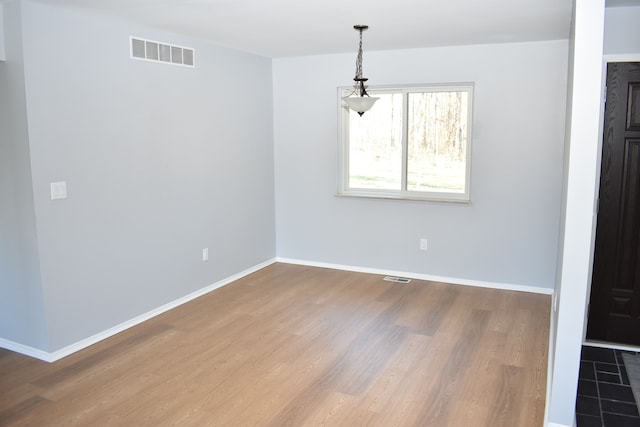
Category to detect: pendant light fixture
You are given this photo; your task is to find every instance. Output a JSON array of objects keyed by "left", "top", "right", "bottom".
[{"left": 343, "top": 25, "right": 379, "bottom": 116}]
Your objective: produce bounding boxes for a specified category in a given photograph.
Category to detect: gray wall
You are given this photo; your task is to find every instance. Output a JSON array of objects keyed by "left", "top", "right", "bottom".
[
  {"left": 0, "top": 0, "right": 49, "bottom": 350},
  {"left": 0, "top": 4, "right": 6, "bottom": 61},
  {"left": 604, "top": 5, "right": 640, "bottom": 55},
  {"left": 273, "top": 40, "right": 568, "bottom": 289},
  {"left": 11, "top": 0, "right": 275, "bottom": 352}
]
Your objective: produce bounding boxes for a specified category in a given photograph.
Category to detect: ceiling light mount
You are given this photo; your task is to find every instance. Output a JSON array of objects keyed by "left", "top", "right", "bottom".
[{"left": 343, "top": 25, "right": 379, "bottom": 116}]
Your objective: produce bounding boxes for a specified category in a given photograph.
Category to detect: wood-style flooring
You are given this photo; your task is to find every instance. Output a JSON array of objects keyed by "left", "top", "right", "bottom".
[{"left": 0, "top": 263, "right": 550, "bottom": 426}]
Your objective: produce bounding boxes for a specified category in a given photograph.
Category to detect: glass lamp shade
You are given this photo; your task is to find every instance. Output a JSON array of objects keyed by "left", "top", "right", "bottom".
[{"left": 344, "top": 96, "right": 379, "bottom": 114}]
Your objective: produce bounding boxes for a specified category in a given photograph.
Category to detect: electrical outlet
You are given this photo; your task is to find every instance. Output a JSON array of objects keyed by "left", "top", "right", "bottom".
[
  {"left": 202, "top": 248, "right": 209, "bottom": 262},
  {"left": 50, "top": 181, "right": 67, "bottom": 200},
  {"left": 420, "top": 238, "right": 428, "bottom": 251}
]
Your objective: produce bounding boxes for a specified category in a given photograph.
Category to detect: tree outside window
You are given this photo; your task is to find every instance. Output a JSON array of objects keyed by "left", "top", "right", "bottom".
[{"left": 339, "top": 84, "right": 473, "bottom": 202}]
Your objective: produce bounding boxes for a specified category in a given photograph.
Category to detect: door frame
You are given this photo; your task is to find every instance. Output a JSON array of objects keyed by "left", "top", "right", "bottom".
[{"left": 583, "top": 54, "right": 640, "bottom": 351}]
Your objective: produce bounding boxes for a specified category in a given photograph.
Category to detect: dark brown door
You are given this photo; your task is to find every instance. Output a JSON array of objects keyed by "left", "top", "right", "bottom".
[{"left": 587, "top": 62, "right": 640, "bottom": 345}]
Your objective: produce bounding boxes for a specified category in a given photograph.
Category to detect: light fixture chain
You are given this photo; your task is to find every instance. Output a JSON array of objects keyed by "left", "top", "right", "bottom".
[
  {"left": 355, "top": 29, "right": 363, "bottom": 79},
  {"left": 345, "top": 25, "right": 378, "bottom": 116}
]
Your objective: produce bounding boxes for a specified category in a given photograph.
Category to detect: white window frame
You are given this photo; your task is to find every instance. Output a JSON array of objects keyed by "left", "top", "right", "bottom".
[{"left": 337, "top": 83, "right": 474, "bottom": 203}]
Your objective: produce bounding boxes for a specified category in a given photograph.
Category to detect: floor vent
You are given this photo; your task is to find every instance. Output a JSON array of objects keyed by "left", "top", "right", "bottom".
[
  {"left": 383, "top": 276, "right": 411, "bottom": 284},
  {"left": 130, "top": 36, "right": 194, "bottom": 67}
]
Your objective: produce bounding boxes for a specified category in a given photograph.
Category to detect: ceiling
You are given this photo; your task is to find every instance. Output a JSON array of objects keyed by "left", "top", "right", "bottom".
[{"left": 24, "top": 0, "right": 638, "bottom": 58}]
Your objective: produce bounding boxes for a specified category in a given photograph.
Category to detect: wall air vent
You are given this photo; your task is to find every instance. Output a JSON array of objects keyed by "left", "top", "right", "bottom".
[
  {"left": 130, "top": 36, "right": 194, "bottom": 67},
  {"left": 383, "top": 276, "right": 412, "bottom": 284}
]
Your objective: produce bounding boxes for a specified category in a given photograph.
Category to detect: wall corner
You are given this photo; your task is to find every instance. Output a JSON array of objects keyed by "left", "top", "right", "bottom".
[{"left": 0, "top": 3, "right": 6, "bottom": 61}]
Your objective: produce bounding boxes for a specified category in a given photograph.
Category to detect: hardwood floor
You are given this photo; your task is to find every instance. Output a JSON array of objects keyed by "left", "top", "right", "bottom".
[{"left": 0, "top": 263, "right": 550, "bottom": 426}]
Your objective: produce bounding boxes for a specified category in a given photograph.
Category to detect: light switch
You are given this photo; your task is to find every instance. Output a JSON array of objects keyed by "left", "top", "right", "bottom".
[{"left": 50, "top": 181, "right": 67, "bottom": 200}]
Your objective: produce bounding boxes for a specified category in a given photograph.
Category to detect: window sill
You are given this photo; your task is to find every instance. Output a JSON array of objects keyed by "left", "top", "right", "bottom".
[{"left": 335, "top": 191, "right": 471, "bottom": 205}]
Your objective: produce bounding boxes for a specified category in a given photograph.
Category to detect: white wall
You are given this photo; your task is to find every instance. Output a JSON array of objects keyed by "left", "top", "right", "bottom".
[
  {"left": 604, "top": 5, "right": 640, "bottom": 54},
  {"left": 546, "top": 4, "right": 640, "bottom": 425},
  {"left": 9, "top": 0, "right": 276, "bottom": 352},
  {"left": 0, "top": 0, "right": 49, "bottom": 350},
  {"left": 273, "top": 40, "right": 568, "bottom": 289},
  {"left": 547, "top": 4, "right": 639, "bottom": 425},
  {"left": 548, "top": 0, "right": 606, "bottom": 425}
]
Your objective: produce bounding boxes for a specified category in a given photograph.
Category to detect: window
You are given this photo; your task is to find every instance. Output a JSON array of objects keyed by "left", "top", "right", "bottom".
[{"left": 338, "top": 84, "right": 473, "bottom": 202}]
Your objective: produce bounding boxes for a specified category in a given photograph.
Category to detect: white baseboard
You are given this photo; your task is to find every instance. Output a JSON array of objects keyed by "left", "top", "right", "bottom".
[
  {"left": 276, "top": 257, "right": 554, "bottom": 295},
  {"left": 278, "top": 258, "right": 560, "bottom": 425},
  {"left": 0, "top": 258, "right": 277, "bottom": 363},
  {"left": 2, "top": 257, "right": 553, "bottom": 363},
  {"left": 544, "top": 306, "right": 557, "bottom": 427},
  {"left": 0, "top": 337, "right": 53, "bottom": 362},
  {"left": 584, "top": 340, "right": 640, "bottom": 352}
]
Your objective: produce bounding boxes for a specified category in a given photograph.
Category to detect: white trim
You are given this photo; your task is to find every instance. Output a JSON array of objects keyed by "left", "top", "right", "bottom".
[
  {"left": 337, "top": 83, "right": 474, "bottom": 203},
  {"left": 544, "top": 305, "right": 556, "bottom": 427},
  {"left": 0, "top": 337, "right": 53, "bottom": 362},
  {"left": 335, "top": 191, "right": 471, "bottom": 205},
  {"left": 584, "top": 340, "right": 640, "bottom": 352},
  {"left": 603, "top": 54, "right": 640, "bottom": 62},
  {"left": 277, "top": 258, "right": 557, "bottom": 423},
  {"left": 275, "top": 257, "right": 554, "bottom": 295},
  {"left": 2, "top": 256, "right": 554, "bottom": 364},
  {"left": 0, "top": 258, "right": 277, "bottom": 363}
]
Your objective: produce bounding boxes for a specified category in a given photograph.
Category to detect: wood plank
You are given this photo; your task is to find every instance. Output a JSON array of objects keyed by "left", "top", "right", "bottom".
[{"left": 0, "top": 263, "right": 550, "bottom": 426}]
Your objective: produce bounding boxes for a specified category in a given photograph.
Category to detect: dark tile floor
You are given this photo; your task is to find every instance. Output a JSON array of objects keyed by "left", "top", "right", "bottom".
[{"left": 576, "top": 346, "right": 640, "bottom": 427}]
